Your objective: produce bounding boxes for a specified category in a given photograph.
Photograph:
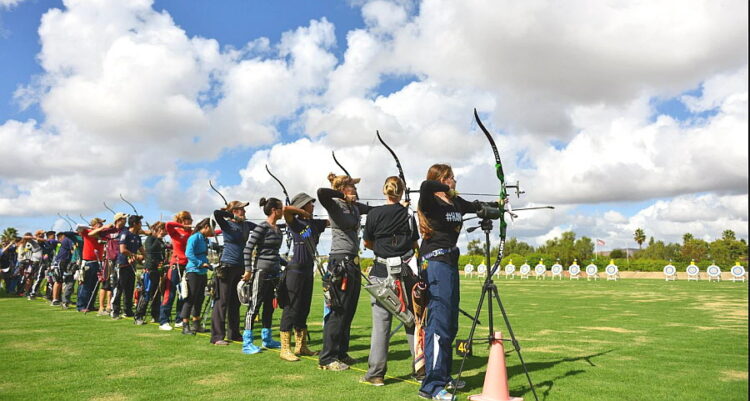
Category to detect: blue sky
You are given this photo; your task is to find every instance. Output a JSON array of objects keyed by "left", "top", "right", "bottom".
[{"left": 0, "top": 0, "right": 746, "bottom": 249}]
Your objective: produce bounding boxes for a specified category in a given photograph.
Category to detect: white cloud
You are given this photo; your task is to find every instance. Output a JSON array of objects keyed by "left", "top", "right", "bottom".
[
  {"left": 0, "top": 0, "right": 25, "bottom": 9},
  {"left": 0, "top": 0, "right": 747, "bottom": 251}
]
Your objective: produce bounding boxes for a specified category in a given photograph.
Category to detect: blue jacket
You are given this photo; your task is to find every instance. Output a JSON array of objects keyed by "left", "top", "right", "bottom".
[{"left": 186, "top": 232, "right": 209, "bottom": 275}]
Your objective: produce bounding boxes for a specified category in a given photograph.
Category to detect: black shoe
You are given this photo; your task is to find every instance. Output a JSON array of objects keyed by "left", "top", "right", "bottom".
[
  {"left": 134, "top": 319, "right": 145, "bottom": 325},
  {"left": 192, "top": 320, "right": 207, "bottom": 333},
  {"left": 182, "top": 324, "right": 195, "bottom": 336}
]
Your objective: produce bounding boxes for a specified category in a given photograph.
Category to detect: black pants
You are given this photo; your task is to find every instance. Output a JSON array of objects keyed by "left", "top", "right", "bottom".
[
  {"left": 244, "top": 269, "right": 277, "bottom": 330},
  {"left": 181, "top": 272, "right": 207, "bottom": 319},
  {"left": 135, "top": 269, "right": 162, "bottom": 321},
  {"left": 112, "top": 264, "right": 135, "bottom": 316},
  {"left": 211, "top": 265, "right": 243, "bottom": 343},
  {"left": 280, "top": 264, "right": 314, "bottom": 331},
  {"left": 319, "top": 255, "right": 362, "bottom": 365}
]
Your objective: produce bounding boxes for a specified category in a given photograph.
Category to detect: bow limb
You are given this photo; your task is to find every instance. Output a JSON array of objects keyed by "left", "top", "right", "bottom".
[
  {"left": 208, "top": 180, "right": 228, "bottom": 207},
  {"left": 103, "top": 201, "right": 116, "bottom": 215},
  {"left": 265, "top": 164, "right": 291, "bottom": 206},
  {"left": 473, "top": 108, "right": 509, "bottom": 260},
  {"left": 376, "top": 130, "right": 409, "bottom": 204},
  {"left": 331, "top": 150, "right": 351, "bottom": 178}
]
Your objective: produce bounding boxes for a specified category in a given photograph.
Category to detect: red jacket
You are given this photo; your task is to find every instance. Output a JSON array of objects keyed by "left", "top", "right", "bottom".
[{"left": 166, "top": 221, "right": 190, "bottom": 265}]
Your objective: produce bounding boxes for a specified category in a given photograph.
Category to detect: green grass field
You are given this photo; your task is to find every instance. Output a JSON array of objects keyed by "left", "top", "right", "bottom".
[{"left": 1, "top": 278, "right": 747, "bottom": 401}]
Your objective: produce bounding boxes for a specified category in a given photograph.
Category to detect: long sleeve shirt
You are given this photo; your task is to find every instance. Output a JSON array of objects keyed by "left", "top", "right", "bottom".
[
  {"left": 165, "top": 221, "right": 190, "bottom": 265},
  {"left": 317, "top": 188, "right": 372, "bottom": 256},
  {"left": 143, "top": 236, "right": 167, "bottom": 271},
  {"left": 213, "top": 210, "right": 256, "bottom": 268},
  {"left": 243, "top": 221, "right": 286, "bottom": 274},
  {"left": 418, "top": 180, "right": 480, "bottom": 266},
  {"left": 185, "top": 232, "right": 210, "bottom": 275}
]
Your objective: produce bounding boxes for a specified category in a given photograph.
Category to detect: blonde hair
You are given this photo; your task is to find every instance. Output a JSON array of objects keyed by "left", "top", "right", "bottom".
[
  {"left": 382, "top": 176, "right": 404, "bottom": 198},
  {"left": 174, "top": 211, "right": 192, "bottom": 224},
  {"left": 418, "top": 164, "right": 454, "bottom": 240},
  {"left": 327, "top": 173, "right": 357, "bottom": 192}
]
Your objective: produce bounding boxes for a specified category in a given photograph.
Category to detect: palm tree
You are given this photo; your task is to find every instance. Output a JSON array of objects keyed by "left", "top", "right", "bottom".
[
  {"left": 633, "top": 228, "right": 646, "bottom": 250},
  {"left": 1, "top": 227, "right": 18, "bottom": 244}
]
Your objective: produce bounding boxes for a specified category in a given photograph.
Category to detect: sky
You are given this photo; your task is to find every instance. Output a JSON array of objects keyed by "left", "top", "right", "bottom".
[{"left": 0, "top": 0, "right": 747, "bottom": 253}]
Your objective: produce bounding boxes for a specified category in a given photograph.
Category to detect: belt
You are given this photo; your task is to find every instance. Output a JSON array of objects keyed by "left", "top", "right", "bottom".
[
  {"left": 375, "top": 250, "right": 415, "bottom": 266},
  {"left": 422, "top": 247, "right": 459, "bottom": 260}
]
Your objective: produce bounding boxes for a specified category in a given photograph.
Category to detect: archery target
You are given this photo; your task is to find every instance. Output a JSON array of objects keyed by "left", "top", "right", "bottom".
[
  {"left": 606, "top": 264, "right": 619, "bottom": 275},
  {"left": 551, "top": 263, "right": 563, "bottom": 274},
  {"left": 535, "top": 264, "right": 546, "bottom": 275},
  {"left": 569, "top": 264, "right": 580, "bottom": 275},
  {"left": 477, "top": 264, "right": 487, "bottom": 274},
  {"left": 505, "top": 263, "right": 516, "bottom": 275},
  {"left": 520, "top": 263, "right": 531, "bottom": 275},
  {"left": 706, "top": 264, "right": 721, "bottom": 277},
  {"left": 731, "top": 265, "right": 746, "bottom": 278},
  {"left": 663, "top": 264, "right": 676, "bottom": 276},
  {"left": 586, "top": 264, "right": 598, "bottom": 275},
  {"left": 686, "top": 264, "right": 699, "bottom": 276}
]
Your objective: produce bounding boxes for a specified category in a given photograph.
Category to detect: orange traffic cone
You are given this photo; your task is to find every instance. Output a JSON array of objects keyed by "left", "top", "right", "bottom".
[{"left": 468, "top": 332, "right": 523, "bottom": 401}]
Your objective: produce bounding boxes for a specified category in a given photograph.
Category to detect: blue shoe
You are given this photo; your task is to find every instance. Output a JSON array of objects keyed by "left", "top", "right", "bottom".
[
  {"left": 432, "top": 389, "right": 455, "bottom": 401},
  {"left": 261, "top": 328, "right": 281, "bottom": 349},
  {"left": 242, "top": 330, "right": 262, "bottom": 354}
]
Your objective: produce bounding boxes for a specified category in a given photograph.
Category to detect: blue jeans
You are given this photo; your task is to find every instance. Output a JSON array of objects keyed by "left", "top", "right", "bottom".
[
  {"left": 419, "top": 260, "right": 460, "bottom": 397},
  {"left": 159, "top": 265, "right": 184, "bottom": 324},
  {"left": 76, "top": 261, "right": 100, "bottom": 311}
]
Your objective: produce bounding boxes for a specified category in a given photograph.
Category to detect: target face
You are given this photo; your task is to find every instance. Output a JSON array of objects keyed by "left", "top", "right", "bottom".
[
  {"left": 731, "top": 265, "right": 746, "bottom": 277},
  {"left": 535, "top": 264, "right": 546, "bottom": 275},
  {"left": 569, "top": 264, "right": 580, "bottom": 275},
  {"left": 686, "top": 264, "right": 699, "bottom": 275},
  {"left": 606, "top": 264, "right": 619, "bottom": 275},
  {"left": 586, "top": 264, "right": 598, "bottom": 275},
  {"left": 477, "top": 264, "right": 487, "bottom": 274},
  {"left": 505, "top": 264, "right": 516, "bottom": 274},
  {"left": 551, "top": 264, "right": 563, "bottom": 274},
  {"left": 663, "top": 265, "right": 676, "bottom": 275},
  {"left": 520, "top": 264, "right": 531, "bottom": 274},
  {"left": 707, "top": 265, "right": 721, "bottom": 277}
]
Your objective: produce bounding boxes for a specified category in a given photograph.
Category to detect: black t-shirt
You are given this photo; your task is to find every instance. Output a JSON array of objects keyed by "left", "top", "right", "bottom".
[
  {"left": 288, "top": 217, "right": 328, "bottom": 269},
  {"left": 364, "top": 203, "right": 419, "bottom": 278},
  {"left": 143, "top": 236, "right": 166, "bottom": 271},
  {"left": 418, "top": 180, "right": 479, "bottom": 266}
]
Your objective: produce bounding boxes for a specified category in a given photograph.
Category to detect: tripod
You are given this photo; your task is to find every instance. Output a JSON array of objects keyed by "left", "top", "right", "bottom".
[{"left": 452, "top": 218, "right": 538, "bottom": 401}]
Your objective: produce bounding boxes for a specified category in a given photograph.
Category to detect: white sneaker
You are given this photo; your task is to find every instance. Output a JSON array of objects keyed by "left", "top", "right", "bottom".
[
  {"left": 159, "top": 323, "right": 173, "bottom": 331},
  {"left": 174, "top": 321, "right": 183, "bottom": 328}
]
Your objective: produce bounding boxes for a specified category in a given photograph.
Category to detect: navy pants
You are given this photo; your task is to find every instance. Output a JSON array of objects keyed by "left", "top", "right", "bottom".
[
  {"left": 419, "top": 260, "right": 459, "bottom": 397},
  {"left": 76, "top": 261, "right": 100, "bottom": 311}
]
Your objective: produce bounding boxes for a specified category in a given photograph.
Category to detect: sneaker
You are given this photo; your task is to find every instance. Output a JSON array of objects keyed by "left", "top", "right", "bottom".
[
  {"left": 27, "top": 295, "right": 35, "bottom": 300},
  {"left": 318, "top": 361, "right": 349, "bottom": 371},
  {"left": 359, "top": 376, "right": 385, "bottom": 386},
  {"left": 159, "top": 323, "right": 173, "bottom": 331},
  {"left": 174, "top": 321, "right": 183, "bottom": 328},
  {"left": 418, "top": 391, "right": 432, "bottom": 399},
  {"left": 61, "top": 303, "right": 69, "bottom": 310},
  {"left": 51, "top": 300, "right": 61, "bottom": 306},
  {"left": 111, "top": 314, "right": 122, "bottom": 320},
  {"left": 446, "top": 379, "right": 465, "bottom": 391},
  {"left": 340, "top": 355, "right": 358, "bottom": 365},
  {"left": 432, "top": 389, "right": 455, "bottom": 401},
  {"left": 97, "top": 310, "right": 108, "bottom": 316},
  {"left": 134, "top": 319, "right": 145, "bottom": 325},
  {"left": 213, "top": 340, "right": 230, "bottom": 346}
]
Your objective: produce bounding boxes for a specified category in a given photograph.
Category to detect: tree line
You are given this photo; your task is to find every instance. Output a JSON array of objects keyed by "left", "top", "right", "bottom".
[{"left": 463, "top": 229, "right": 748, "bottom": 271}]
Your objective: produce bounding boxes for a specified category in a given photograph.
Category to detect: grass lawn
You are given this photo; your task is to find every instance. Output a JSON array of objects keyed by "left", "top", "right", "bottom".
[{"left": 0, "top": 278, "right": 747, "bottom": 401}]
